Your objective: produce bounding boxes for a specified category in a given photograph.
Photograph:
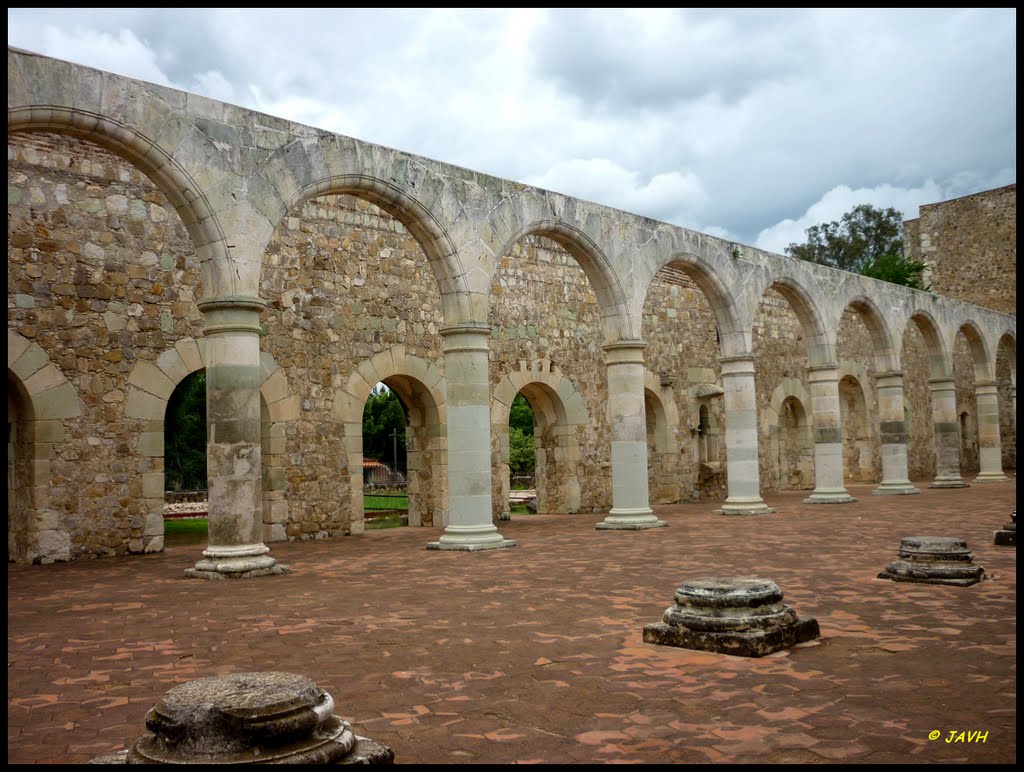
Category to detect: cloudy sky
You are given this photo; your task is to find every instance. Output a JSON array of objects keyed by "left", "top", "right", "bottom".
[{"left": 7, "top": 8, "right": 1017, "bottom": 253}]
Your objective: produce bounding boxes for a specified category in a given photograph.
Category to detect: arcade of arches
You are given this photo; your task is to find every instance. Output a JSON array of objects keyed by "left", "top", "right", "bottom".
[{"left": 6, "top": 49, "right": 1016, "bottom": 574}]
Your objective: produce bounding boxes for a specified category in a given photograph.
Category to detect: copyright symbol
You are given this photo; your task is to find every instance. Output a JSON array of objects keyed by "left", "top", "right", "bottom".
[{"left": 928, "top": 730, "right": 941, "bottom": 741}]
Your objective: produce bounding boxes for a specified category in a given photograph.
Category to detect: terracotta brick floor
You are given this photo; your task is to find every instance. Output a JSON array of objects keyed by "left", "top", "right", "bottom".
[{"left": 7, "top": 479, "right": 1016, "bottom": 764}]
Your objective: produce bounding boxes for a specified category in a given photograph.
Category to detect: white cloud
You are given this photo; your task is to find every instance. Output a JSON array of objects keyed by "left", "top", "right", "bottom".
[
  {"left": 754, "top": 182, "right": 948, "bottom": 255},
  {"left": 523, "top": 158, "right": 708, "bottom": 228},
  {"left": 6, "top": 8, "right": 1015, "bottom": 247}
]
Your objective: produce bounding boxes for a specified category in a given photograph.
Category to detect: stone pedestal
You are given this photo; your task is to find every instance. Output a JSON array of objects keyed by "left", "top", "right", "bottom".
[
  {"left": 994, "top": 510, "right": 1016, "bottom": 546},
  {"left": 89, "top": 672, "right": 393, "bottom": 764},
  {"left": 642, "top": 577, "right": 819, "bottom": 658},
  {"left": 877, "top": 536, "right": 986, "bottom": 586}
]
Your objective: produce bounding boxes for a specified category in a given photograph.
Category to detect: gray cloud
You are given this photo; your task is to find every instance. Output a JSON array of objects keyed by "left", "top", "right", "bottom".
[{"left": 7, "top": 8, "right": 1016, "bottom": 250}]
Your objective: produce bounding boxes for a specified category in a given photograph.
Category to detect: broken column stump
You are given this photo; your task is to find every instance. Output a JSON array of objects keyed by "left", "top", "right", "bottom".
[
  {"left": 88, "top": 672, "right": 393, "bottom": 764},
  {"left": 877, "top": 536, "right": 986, "bottom": 586},
  {"left": 642, "top": 577, "right": 820, "bottom": 657},
  {"left": 994, "top": 510, "right": 1016, "bottom": 546}
]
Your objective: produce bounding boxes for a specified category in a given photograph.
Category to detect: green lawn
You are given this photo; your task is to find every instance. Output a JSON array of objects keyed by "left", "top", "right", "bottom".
[
  {"left": 364, "top": 493, "right": 409, "bottom": 511},
  {"left": 164, "top": 517, "right": 208, "bottom": 535}
]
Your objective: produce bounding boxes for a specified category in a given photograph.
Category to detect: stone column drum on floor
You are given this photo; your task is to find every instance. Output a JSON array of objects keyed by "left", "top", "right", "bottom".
[
  {"left": 803, "top": 364, "right": 857, "bottom": 504},
  {"left": 596, "top": 342, "right": 666, "bottom": 530},
  {"left": 642, "top": 577, "right": 820, "bottom": 657},
  {"left": 873, "top": 371, "right": 920, "bottom": 495},
  {"left": 186, "top": 299, "right": 288, "bottom": 579},
  {"left": 88, "top": 671, "right": 393, "bottom": 764},
  {"left": 974, "top": 381, "right": 1009, "bottom": 482},
  {"left": 715, "top": 355, "right": 775, "bottom": 515},
  {"left": 428, "top": 325, "right": 515, "bottom": 551},
  {"left": 927, "top": 377, "right": 968, "bottom": 488},
  {"left": 877, "top": 536, "right": 987, "bottom": 586},
  {"left": 994, "top": 510, "right": 1016, "bottom": 546}
]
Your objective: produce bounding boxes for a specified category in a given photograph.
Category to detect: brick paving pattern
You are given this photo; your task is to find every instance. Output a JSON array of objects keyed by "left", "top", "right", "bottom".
[{"left": 7, "top": 481, "right": 1016, "bottom": 764}]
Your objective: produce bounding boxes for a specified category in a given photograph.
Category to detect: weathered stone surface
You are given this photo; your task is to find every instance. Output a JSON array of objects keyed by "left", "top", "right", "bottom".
[
  {"left": 6, "top": 50, "right": 1015, "bottom": 564},
  {"left": 994, "top": 510, "right": 1016, "bottom": 546},
  {"left": 877, "top": 536, "right": 987, "bottom": 586},
  {"left": 86, "top": 672, "right": 394, "bottom": 765},
  {"left": 643, "top": 577, "right": 820, "bottom": 657}
]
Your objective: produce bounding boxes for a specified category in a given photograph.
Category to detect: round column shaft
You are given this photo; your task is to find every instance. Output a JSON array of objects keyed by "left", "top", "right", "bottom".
[
  {"left": 803, "top": 364, "right": 856, "bottom": 504},
  {"left": 873, "top": 371, "right": 919, "bottom": 495},
  {"left": 428, "top": 325, "right": 515, "bottom": 551},
  {"left": 187, "top": 298, "right": 287, "bottom": 579},
  {"left": 974, "top": 381, "right": 1008, "bottom": 482},
  {"left": 596, "top": 342, "right": 666, "bottom": 530},
  {"left": 715, "top": 356, "right": 774, "bottom": 514},
  {"left": 928, "top": 377, "right": 968, "bottom": 488}
]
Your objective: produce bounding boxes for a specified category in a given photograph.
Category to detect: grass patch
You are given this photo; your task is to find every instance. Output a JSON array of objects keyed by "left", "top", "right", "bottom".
[
  {"left": 365, "top": 494, "right": 408, "bottom": 511},
  {"left": 364, "top": 513, "right": 409, "bottom": 530},
  {"left": 164, "top": 517, "right": 208, "bottom": 535},
  {"left": 509, "top": 503, "right": 532, "bottom": 514}
]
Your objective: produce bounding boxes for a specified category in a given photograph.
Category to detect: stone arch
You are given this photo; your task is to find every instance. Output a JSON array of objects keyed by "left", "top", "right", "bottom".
[
  {"left": 765, "top": 277, "right": 832, "bottom": 366},
  {"left": 7, "top": 331, "right": 82, "bottom": 564},
  {"left": 843, "top": 296, "right": 898, "bottom": 372},
  {"left": 280, "top": 176, "right": 472, "bottom": 324},
  {"left": 644, "top": 369, "right": 682, "bottom": 505},
  {"left": 957, "top": 320, "right": 995, "bottom": 383},
  {"left": 905, "top": 310, "right": 952, "bottom": 378},
  {"left": 492, "top": 360, "right": 587, "bottom": 517},
  {"left": 641, "top": 254, "right": 745, "bottom": 358},
  {"left": 6, "top": 106, "right": 236, "bottom": 299},
  {"left": 498, "top": 220, "right": 633, "bottom": 341},
  {"left": 124, "top": 338, "right": 298, "bottom": 550},
  {"left": 334, "top": 349, "right": 448, "bottom": 533},
  {"left": 838, "top": 363, "right": 877, "bottom": 483},
  {"left": 764, "top": 379, "right": 814, "bottom": 491}
]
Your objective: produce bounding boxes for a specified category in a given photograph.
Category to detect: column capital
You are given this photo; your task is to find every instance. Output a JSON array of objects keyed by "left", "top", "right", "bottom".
[
  {"left": 439, "top": 323, "right": 490, "bottom": 352},
  {"left": 602, "top": 340, "right": 646, "bottom": 365},
  {"left": 928, "top": 376, "right": 956, "bottom": 390},
  {"left": 974, "top": 380, "right": 999, "bottom": 393},
  {"left": 718, "top": 354, "right": 756, "bottom": 377},
  {"left": 875, "top": 370, "right": 904, "bottom": 380},
  {"left": 199, "top": 296, "right": 265, "bottom": 336},
  {"left": 805, "top": 362, "right": 839, "bottom": 373}
]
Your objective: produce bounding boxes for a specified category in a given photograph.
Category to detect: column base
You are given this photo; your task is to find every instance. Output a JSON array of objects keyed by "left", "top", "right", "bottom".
[
  {"left": 974, "top": 472, "right": 1009, "bottom": 483},
  {"left": 872, "top": 481, "right": 920, "bottom": 495},
  {"left": 596, "top": 508, "right": 667, "bottom": 530},
  {"left": 803, "top": 489, "right": 857, "bottom": 504},
  {"left": 714, "top": 497, "right": 776, "bottom": 515},
  {"left": 929, "top": 476, "right": 969, "bottom": 489},
  {"left": 426, "top": 524, "right": 516, "bottom": 551},
  {"left": 186, "top": 543, "right": 290, "bottom": 579}
]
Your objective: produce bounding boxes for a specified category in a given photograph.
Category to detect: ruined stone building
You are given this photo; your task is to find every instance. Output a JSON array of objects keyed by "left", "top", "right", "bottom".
[{"left": 7, "top": 49, "right": 1016, "bottom": 573}]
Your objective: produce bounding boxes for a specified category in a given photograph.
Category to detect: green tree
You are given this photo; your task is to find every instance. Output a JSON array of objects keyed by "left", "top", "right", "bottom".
[
  {"left": 786, "top": 202, "right": 928, "bottom": 289},
  {"left": 860, "top": 251, "right": 930, "bottom": 290},
  {"left": 786, "top": 203, "right": 904, "bottom": 274},
  {"left": 508, "top": 393, "right": 535, "bottom": 481},
  {"left": 362, "top": 384, "right": 407, "bottom": 473},
  {"left": 164, "top": 370, "right": 207, "bottom": 491}
]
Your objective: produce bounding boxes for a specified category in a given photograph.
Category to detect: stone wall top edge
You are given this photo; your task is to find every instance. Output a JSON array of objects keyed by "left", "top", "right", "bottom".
[{"left": 8, "top": 48, "right": 1015, "bottom": 330}]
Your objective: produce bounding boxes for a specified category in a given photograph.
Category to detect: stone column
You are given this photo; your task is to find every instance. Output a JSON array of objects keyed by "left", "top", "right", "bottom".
[
  {"left": 187, "top": 298, "right": 286, "bottom": 579},
  {"left": 715, "top": 355, "right": 774, "bottom": 514},
  {"left": 428, "top": 325, "right": 515, "bottom": 551},
  {"left": 873, "top": 371, "right": 919, "bottom": 495},
  {"left": 596, "top": 342, "right": 666, "bottom": 529},
  {"left": 928, "top": 377, "right": 968, "bottom": 488},
  {"left": 974, "top": 381, "right": 1008, "bottom": 482},
  {"left": 803, "top": 364, "right": 856, "bottom": 504}
]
